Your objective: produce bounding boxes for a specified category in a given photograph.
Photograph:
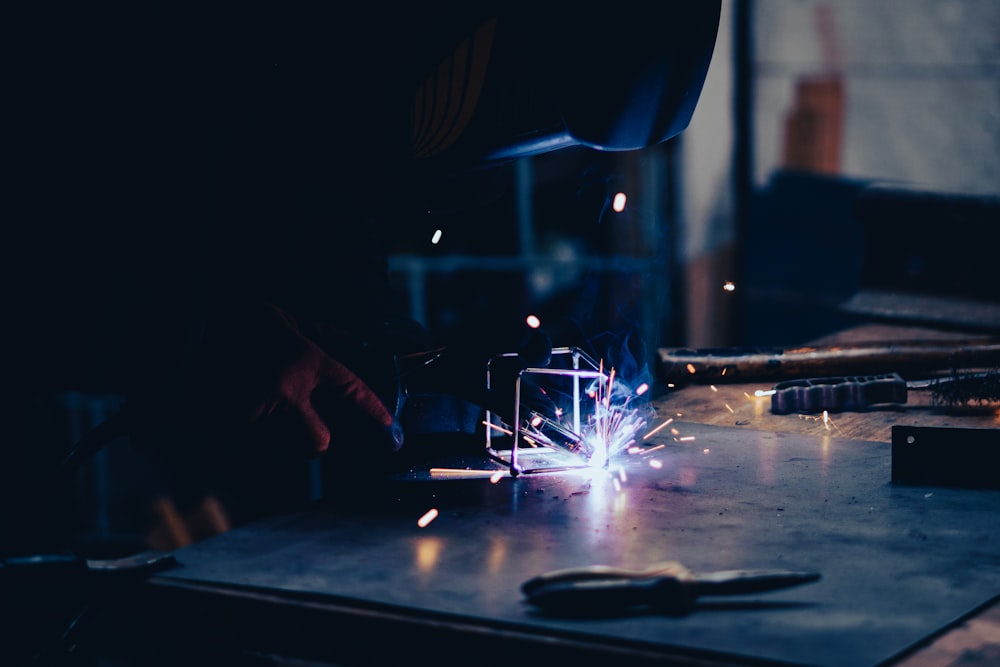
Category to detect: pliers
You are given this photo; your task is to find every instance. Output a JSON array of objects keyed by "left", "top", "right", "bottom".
[{"left": 522, "top": 560, "right": 820, "bottom": 616}]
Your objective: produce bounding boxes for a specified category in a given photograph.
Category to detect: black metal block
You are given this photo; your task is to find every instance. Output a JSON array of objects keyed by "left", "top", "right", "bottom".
[{"left": 892, "top": 425, "right": 1000, "bottom": 489}]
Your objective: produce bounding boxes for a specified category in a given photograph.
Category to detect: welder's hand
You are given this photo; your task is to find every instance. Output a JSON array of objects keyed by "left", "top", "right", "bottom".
[{"left": 129, "top": 301, "right": 403, "bottom": 462}]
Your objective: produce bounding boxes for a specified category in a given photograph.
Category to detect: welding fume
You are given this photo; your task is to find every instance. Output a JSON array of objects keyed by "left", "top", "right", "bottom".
[{"left": 2, "top": 8, "right": 722, "bottom": 652}]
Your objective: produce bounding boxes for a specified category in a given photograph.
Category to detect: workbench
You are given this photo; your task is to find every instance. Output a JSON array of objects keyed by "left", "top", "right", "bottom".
[{"left": 121, "top": 324, "right": 1000, "bottom": 667}]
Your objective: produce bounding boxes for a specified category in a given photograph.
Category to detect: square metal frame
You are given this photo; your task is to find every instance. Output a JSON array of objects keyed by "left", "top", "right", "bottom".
[{"left": 485, "top": 346, "right": 608, "bottom": 475}]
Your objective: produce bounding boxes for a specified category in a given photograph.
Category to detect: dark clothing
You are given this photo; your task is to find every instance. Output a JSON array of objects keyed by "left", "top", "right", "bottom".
[{"left": 4, "top": 7, "right": 440, "bottom": 559}]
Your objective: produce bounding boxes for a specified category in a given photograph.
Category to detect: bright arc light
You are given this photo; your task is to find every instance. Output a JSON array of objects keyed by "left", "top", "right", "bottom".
[
  {"left": 612, "top": 192, "right": 627, "bottom": 213},
  {"left": 525, "top": 314, "right": 541, "bottom": 329},
  {"left": 431, "top": 229, "right": 443, "bottom": 244}
]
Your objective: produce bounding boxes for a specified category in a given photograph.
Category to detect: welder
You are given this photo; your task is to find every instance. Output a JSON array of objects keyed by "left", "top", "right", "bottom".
[{"left": 3, "top": 5, "right": 720, "bottom": 662}]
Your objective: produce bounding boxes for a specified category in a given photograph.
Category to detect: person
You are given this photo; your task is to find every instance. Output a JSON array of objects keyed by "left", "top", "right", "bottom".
[
  {"left": 5, "top": 5, "right": 724, "bottom": 663},
  {"left": 5, "top": 7, "right": 434, "bottom": 553},
  {"left": 3, "top": 9, "right": 458, "bottom": 663}
]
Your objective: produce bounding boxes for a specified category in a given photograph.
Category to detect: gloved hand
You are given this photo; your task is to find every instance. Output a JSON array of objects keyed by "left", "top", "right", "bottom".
[{"left": 126, "top": 300, "right": 403, "bottom": 466}]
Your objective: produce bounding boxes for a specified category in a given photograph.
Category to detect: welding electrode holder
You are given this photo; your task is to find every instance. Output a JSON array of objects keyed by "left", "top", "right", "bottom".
[{"left": 393, "top": 324, "right": 555, "bottom": 439}]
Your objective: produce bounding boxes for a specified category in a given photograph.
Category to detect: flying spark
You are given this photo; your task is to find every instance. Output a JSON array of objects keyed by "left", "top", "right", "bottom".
[
  {"left": 484, "top": 421, "right": 513, "bottom": 436},
  {"left": 643, "top": 417, "right": 674, "bottom": 439},
  {"left": 612, "top": 192, "right": 627, "bottom": 212},
  {"left": 431, "top": 229, "right": 443, "bottom": 244},
  {"left": 516, "top": 358, "right": 652, "bottom": 470},
  {"left": 417, "top": 509, "right": 439, "bottom": 528}
]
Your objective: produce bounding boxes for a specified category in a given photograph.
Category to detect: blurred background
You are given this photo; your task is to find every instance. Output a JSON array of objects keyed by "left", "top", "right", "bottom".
[
  {"left": 61, "top": 0, "right": 1000, "bottom": 550},
  {"left": 385, "top": 0, "right": 999, "bottom": 358}
]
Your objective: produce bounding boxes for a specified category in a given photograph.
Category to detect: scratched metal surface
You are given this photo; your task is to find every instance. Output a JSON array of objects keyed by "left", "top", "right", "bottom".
[{"left": 155, "top": 422, "right": 1000, "bottom": 667}]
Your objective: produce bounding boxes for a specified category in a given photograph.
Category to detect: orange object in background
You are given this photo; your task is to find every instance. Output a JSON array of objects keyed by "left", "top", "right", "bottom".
[{"left": 782, "top": 74, "right": 845, "bottom": 175}]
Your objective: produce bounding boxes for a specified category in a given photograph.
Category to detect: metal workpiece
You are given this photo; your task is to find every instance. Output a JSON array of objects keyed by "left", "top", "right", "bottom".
[{"left": 144, "top": 422, "right": 1000, "bottom": 667}]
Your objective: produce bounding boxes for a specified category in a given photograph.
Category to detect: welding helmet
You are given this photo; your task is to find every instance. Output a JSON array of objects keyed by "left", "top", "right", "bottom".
[{"left": 408, "top": 3, "right": 722, "bottom": 173}]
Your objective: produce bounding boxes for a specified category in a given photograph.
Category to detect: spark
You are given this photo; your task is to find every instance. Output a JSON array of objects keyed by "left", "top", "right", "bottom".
[
  {"left": 431, "top": 229, "right": 443, "bottom": 244},
  {"left": 603, "top": 367, "right": 616, "bottom": 407},
  {"left": 643, "top": 417, "right": 674, "bottom": 439},
  {"left": 703, "top": 448, "right": 711, "bottom": 454},
  {"left": 484, "top": 421, "right": 513, "bottom": 436},
  {"left": 643, "top": 444, "right": 665, "bottom": 453},
  {"left": 725, "top": 404, "right": 734, "bottom": 413},
  {"left": 821, "top": 410, "right": 845, "bottom": 435},
  {"left": 561, "top": 362, "right": 649, "bottom": 468},
  {"left": 513, "top": 354, "right": 654, "bottom": 474},
  {"left": 490, "top": 471, "right": 505, "bottom": 484},
  {"left": 612, "top": 192, "right": 627, "bottom": 212},
  {"left": 649, "top": 459, "right": 663, "bottom": 469},
  {"left": 710, "top": 385, "right": 718, "bottom": 392},
  {"left": 525, "top": 314, "right": 541, "bottom": 329},
  {"left": 797, "top": 411, "right": 844, "bottom": 436},
  {"left": 755, "top": 389, "right": 776, "bottom": 397},
  {"left": 686, "top": 363, "right": 697, "bottom": 375},
  {"left": 677, "top": 435, "right": 696, "bottom": 442},
  {"left": 628, "top": 446, "right": 642, "bottom": 454},
  {"left": 670, "top": 428, "right": 680, "bottom": 435},
  {"left": 430, "top": 468, "right": 505, "bottom": 479},
  {"left": 723, "top": 280, "right": 736, "bottom": 292},
  {"left": 613, "top": 477, "right": 622, "bottom": 492},
  {"left": 417, "top": 508, "right": 439, "bottom": 528}
]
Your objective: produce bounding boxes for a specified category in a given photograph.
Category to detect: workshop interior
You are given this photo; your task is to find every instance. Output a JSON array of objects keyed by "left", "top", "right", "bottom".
[{"left": 5, "top": 2, "right": 1000, "bottom": 666}]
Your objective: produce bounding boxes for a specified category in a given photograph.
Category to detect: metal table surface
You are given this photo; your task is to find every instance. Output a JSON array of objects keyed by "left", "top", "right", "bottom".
[{"left": 143, "top": 421, "right": 1000, "bottom": 666}]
